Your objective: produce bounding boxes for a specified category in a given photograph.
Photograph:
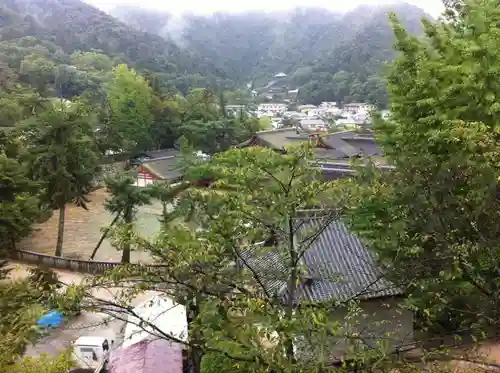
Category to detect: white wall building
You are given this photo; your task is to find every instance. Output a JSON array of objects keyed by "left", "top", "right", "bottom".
[
  {"left": 257, "top": 103, "right": 287, "bottom": 114},
  {"left": 300, "top": 118, "right": 328, "bottom": 131},
  {"left": 319, "top": 101, "right": 338, "bottom": 109},
  {"left": 343, "top": 102, "right": 376, "bottom": 114}
]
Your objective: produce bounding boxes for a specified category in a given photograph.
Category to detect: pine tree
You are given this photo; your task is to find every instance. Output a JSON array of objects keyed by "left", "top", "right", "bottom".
[
  {"left": 104, "top": 172, "right": 155, "bottom": 263},
  {"left": 0, "top": 153, "right": 40, "bottom": 253},
  {"left": 22, "top": 101, "right": 100, "bottom": 257}
]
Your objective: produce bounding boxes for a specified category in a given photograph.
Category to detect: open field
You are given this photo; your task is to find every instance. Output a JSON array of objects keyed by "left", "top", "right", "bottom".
[{"left": 18, "top": 188, "right": 165, "bottom": 263}]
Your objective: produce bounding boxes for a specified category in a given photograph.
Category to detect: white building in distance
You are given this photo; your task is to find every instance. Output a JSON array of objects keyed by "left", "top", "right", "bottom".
[
  {"left": 343, "top": 102, "right": 376, "bottom": 114},
  {"left": 257, "top": 103, "right": 288, "bottom": 115}
]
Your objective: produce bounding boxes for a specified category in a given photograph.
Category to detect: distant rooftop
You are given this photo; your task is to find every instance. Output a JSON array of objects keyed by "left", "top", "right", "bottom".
[
  {"left": 344, "top": 102, "right": 375, "bottom": 107},
  {"left": 300, "top": 118, "right": 327, "bottom": 128},
  {"left": 237, "top": 128, "right": 382, "bottom": 160}
]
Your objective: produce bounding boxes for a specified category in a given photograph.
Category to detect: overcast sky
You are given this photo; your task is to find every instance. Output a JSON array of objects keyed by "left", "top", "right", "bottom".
[{"left": 85, "top": 0, "right": 444, "bottom": 17}]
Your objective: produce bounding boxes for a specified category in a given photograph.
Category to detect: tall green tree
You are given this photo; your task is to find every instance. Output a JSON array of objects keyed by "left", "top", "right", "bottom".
[
  {"left": 19, "top": 54, "right": 56, "bottom": 97},
  {"left": 183, "top": 88, "right": 219, "bottom": 123},
  {"left": 0, "top": 85, "right": 48, "bottom": 127},
  {"left": 145, "top": 72, "right": 183, "bottom": 150},
  {"left": 178, "top": 118, "right": 256, "bottom": 155},
  {"left": 103, "top": 64, "right": 153, "bottom": 152},
  {"left": 70, "top": 51, "right": 114, "bottom": 72},
  {"left": 22, "top": 102, "right": 100, "bottom": 257},
  {"left": 85, "top": 146, "right": 399, "bottom": 373},
  {"left": 335, "top": 0, "right": 500, "bottom": 334},
  {"left": 104, "top": 172, "right": 155, "bottom": 263},
  {"left": 0, "top": 153, "right": 40, "bottom": 253}
]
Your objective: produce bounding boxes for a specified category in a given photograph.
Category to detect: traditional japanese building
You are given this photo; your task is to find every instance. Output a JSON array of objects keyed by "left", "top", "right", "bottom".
[
  {"left": 127, "top": 149, "right": 183, "bottom": 187},
  {"left": 237, "top": 127, "right": 390, "bottom": 180}
]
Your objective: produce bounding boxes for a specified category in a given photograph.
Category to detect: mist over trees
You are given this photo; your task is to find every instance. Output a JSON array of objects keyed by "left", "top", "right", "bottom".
[
  {"left": 1, "top": 0, "right": 431, "bottom": 107},
  {"left": 111, "top": 3, "right": 429, "bottom": 106}
]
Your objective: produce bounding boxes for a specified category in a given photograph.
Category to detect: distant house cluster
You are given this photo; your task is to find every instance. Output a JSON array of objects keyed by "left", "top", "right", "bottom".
[{"left": 256, "top": 100, "right": 378, "bottom": 132}]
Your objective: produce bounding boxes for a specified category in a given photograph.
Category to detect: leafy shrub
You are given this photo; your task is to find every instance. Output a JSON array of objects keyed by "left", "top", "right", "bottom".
[{"left": 27, "top": 266, "right": 61, "bottom": 292}]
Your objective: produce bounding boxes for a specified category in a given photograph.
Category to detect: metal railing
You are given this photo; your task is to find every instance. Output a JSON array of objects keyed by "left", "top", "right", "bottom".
[{"left": 8, "top": 249, "right": 160, "bottom": 275}]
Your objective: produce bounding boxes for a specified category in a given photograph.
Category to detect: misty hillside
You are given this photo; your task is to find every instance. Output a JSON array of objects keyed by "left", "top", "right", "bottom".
[
  {"left": 0, "top": 0, "right": 430, "bottom": 105},
  {"left": 110, "top": 4, "right": 429, "bottom": 105},
  {"left": 0, "top": 0, "right": 232, "bottom": 90}
]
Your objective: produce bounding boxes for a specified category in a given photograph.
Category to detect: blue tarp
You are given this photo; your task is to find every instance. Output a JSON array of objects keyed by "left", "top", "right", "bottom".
[{"left": 37, "top": 311, "right": 64, "bottom": 328}]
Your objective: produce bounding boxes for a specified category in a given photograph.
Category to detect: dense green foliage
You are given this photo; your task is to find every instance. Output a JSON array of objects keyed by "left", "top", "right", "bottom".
[
  {"left": 104, "top": 64, "right": 153, "bottom": 152},
  {"left": 21, "top": 102, "right": 101, "bottom": 256},
  {"left": 0, "top": 0, "right": 430, "bottom": 106},
  {"left": 0, "top": 149, "right": 40, "bottom": 252},
  {"left": 0, "top": 0, "right": 231, "bottom": 92},
  {"left": 87, "top": 145, "right": 404, "bottom": 373},
  {"left": 8, "top": 0, "right": 500, "bottom": 369},
  {"left": 335, "top": 0, "right": 500, "bottom": 336},
  {"left": 112, "top": 4, "right": 429, "bottom": 106}
]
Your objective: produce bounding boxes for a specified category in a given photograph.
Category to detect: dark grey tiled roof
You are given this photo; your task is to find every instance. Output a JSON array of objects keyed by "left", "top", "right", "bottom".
[
  {"left": 141, "top": 149, "right": 183, "bottom": 181},
  {"left": 144, "top": 149, "right": 181, "bottom": 159},
  {"left": 238, "top": 243, "right": 288, "bottom": 297},
  {"left": 240, "top": 217, "right": 402, "bottom": 303},
  {"left": 249, "top": 128, "right": 311, "bottom": 150},
  {"left": 321, "top": 132, "right": 360, "bottom": 158},
  {"left": 317, "top": 162, "right": 356, "bottom": 181},
  {"left": 342, "top": 138, "right": 381, "bottom": 157},
  {"left": 297, "top": 218, "right": 401, "bottom": 302},
  {"left": 314, "top": 148, "right": 349, "bottom": 160}
]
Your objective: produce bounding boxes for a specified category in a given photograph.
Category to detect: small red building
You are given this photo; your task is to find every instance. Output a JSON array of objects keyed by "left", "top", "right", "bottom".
[{"left": 128, "top": 149, "right": 183, "bottom": 187}]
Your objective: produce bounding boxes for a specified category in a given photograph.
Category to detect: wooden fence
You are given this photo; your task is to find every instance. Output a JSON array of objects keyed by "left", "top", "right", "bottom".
[{"left": 8, "top": 249, "right": 159, "bottom": 275}]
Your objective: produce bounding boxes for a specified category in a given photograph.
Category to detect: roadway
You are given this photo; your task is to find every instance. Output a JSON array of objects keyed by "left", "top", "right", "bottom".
[{"left": 7, "top": 262, "right": 157, "bottom": 358}]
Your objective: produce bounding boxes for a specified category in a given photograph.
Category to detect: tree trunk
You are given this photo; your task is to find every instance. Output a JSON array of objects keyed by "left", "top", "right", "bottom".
[
  {"left": 10, "top": 236, "right": 16, "bottom": 252},
  {"left": 284, "top": 217, "right": 297, "bottom": 364},
  {"left": 90, "top": 210, "right": 121, "bottom": 260},
  {"left": 121, "top": 205, "right": 132, "bottom": 264},
  {"left": 55, "top": 205, "right": 65, "bottom": 257},
  {"left": 188, "top": 348, "right": 203, "bottom": 373},
  {"left": 187, "top": 298, "right": 204, "bottom": 373}
]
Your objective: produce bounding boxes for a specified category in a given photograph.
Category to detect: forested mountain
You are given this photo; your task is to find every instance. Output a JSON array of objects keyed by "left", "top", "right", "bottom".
[
  {"left": 0, "top": 0, "right": 233, "bottom": 93},
  {"left": 0, "top": 0, "right": 430, "bottom": 106},
  {"left": 111, "top": 4, "right": 430, "bottom": 106}
]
